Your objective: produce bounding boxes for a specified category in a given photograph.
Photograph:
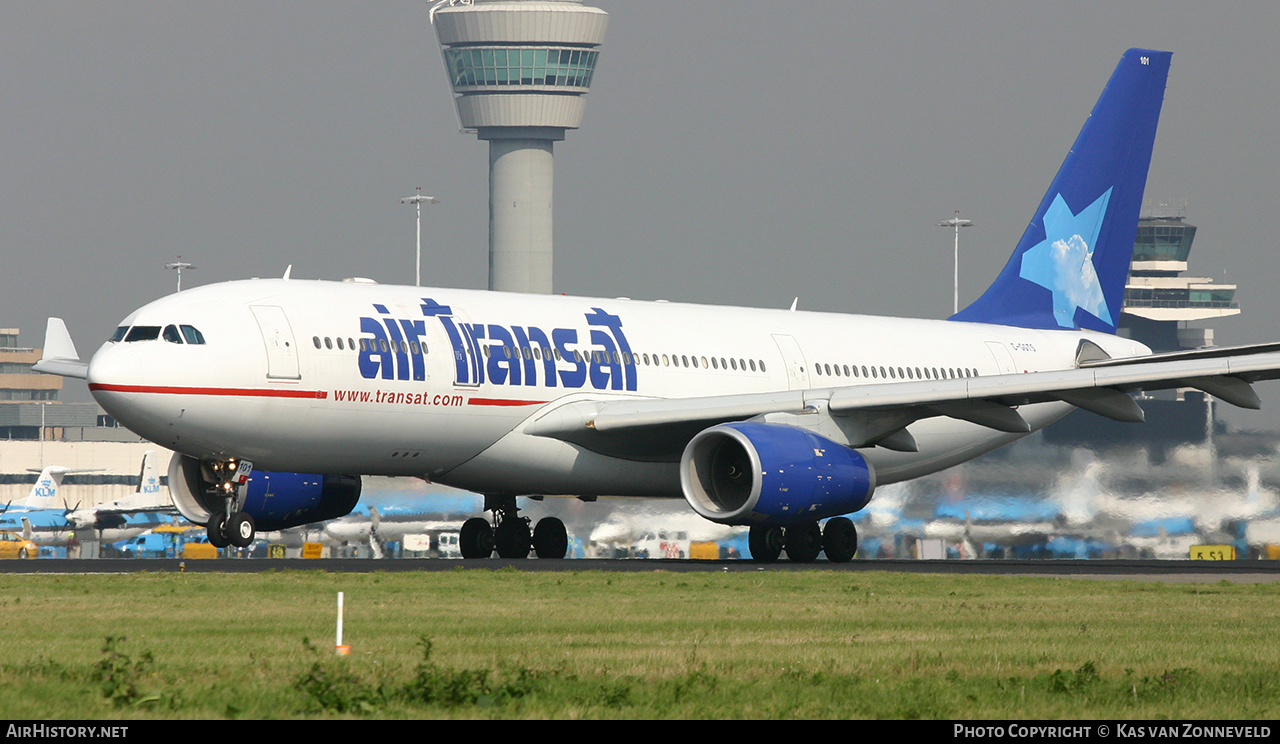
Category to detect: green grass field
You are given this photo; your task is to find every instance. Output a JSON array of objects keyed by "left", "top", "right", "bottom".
[{"left": 0, "top": 568, "right": 1277, "bottom": 719}]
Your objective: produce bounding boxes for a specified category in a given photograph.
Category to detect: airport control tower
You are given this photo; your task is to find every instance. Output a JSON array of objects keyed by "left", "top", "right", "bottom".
[
  {"left": 431, "top": 0, "right": 607, "bottom": 294},
  {"left": 1118, "top": 203, "right": 1239, "bottom": 352}
]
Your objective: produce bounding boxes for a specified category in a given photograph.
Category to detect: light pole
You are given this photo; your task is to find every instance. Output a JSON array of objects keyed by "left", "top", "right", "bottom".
[
  {"left": 400, "top": 189, "right": 441, "bottom": 287},
  {"left": 39, "top": 401, "right": 46, "bottom": 469},
  {"left": 938, "top": 212, "right": 974, "bottom": 314},
  {"left": 164, "top": 258, "right": 196, "bottom": 292}
]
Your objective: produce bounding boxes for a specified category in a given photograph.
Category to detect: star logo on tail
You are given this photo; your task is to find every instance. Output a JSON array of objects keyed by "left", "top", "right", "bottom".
[{"left": 1019, "top": 188, "right": 1114, "bottom": 328}]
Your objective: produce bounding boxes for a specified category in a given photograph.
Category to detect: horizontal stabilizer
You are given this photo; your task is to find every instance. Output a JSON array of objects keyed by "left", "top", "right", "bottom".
[
  {"left": 32, "top": 318, "right": 87, "bottom": 379},
  {"left": 1081, "top": 341, "right": 1280, "bottom": 368}
]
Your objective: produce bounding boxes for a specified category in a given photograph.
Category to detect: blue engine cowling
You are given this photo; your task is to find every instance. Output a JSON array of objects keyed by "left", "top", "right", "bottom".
[
  {"left": 679, "top": 422, "right": 875, "bottom": 526},
  {"left": 167, "top": 454, "right": 361, "bottom": 531}
]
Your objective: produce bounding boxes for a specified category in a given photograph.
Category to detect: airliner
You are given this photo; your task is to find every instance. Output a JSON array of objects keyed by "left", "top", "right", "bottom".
[
  {"left": 34, "top": 49, "right": 1280, "bottom": 562},
  {"left": 0, "top": 452, "right": 173, "bottom": 546}
]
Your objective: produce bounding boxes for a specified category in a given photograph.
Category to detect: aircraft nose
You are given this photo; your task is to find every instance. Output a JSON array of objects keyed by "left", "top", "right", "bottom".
[
  {"left": 86, "top": 344, "right": 143, "bottom": 390},
  {"left": 86, "top": 345, "right": 144, "bottom": 419}
]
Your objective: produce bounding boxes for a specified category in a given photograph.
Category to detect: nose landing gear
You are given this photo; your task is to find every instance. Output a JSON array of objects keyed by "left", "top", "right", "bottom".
[{"left": 202, "top": 459, "right": 257, "bottom": 550}]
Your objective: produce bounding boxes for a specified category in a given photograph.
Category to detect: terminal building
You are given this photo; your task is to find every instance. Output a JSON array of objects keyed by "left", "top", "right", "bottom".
[
  {"left": 0, "top": 327, "right": 103, "bottom": 441},
  {"left": 0, "top": 327, "right": 155, "bottom": 507}
]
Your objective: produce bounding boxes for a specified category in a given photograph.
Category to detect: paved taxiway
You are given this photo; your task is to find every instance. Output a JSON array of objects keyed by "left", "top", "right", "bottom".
[{"left": 3, "top": 558, "right": 1279, "bottom": 582}]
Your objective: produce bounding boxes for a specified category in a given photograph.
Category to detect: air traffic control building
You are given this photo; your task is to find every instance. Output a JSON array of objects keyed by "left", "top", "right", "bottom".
[
  {"left": 431, "top": 0, "right": 607, "bottom": 294},
  {"left": 1045, "top": 203, "right": 1241, "bottom": 448}
]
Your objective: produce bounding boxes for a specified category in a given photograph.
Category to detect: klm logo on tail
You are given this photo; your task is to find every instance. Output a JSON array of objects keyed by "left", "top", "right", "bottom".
[
  {"left": 1018, "top": 188, "right": 1114, "bottom": 328},
  {"left": 32, "top": 479, "right": 56, "bottom": 500}
]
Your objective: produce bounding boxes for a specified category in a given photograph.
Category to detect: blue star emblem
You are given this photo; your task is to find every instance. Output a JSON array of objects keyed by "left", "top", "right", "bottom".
[{"left": 1019, "top": 188, "right": 1113, "bottom": 328}]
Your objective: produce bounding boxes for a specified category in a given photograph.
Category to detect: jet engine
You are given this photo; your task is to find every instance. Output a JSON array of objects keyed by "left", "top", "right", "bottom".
[
  {"left": 167, "top": 454, "right": 361, "bottom": 532},
  {"left": 679, "top": 422, "right": 875, "bottom": 526}
]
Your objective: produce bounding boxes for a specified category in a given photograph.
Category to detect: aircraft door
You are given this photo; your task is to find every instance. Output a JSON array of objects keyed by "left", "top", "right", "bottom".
[
  {"left": 772, "top": 334, "right": 810, "bottom": 390},
  {"left": 985, "top": 341, "right": 1017, "bottom": 375},
  {"left": 250, "top": 305, "right": 301, "bottom": 380}
]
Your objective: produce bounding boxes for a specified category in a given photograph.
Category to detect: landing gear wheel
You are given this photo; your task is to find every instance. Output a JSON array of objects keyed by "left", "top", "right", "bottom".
[
  {"left": 495, "top": 518, "right": 532, "bottom": 559},
  {"left": 784, "top": 521, "right": 823, "bottom": 563},
  {"left": 822, "top": 517, "right": 858, "bottom": 563},
  {"left": 227, "top": 512, "right": 256, "bottom": 549},
  {"left": 460, "top": 518, "right": 494, "bottom": 559},
  {"left": 206, "top": 514, "right": 229, "bottom": 549},
  {"left": 532, "top": 517, "right": 568, "bottom": 559},
  {"left": 749, "top": 525, "right": 785, "bottom": 563}
]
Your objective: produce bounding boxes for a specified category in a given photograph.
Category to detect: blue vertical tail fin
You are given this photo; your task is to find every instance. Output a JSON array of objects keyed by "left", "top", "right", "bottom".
[{"left": 950, "top": 49, "right": 1171, "bottom": 332}]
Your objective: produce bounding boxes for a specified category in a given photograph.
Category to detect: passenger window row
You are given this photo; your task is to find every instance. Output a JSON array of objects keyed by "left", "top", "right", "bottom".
[
  {"left": 637, "top": 352, "right": 766, "bottom": 373},
  {"left": 314, "top": 336, "right": 426, "bottom": 355},
  {"left": 813, "top": 362, "right": 978, "bottom": 381},
  {"left": 315, "top": 335, "right": 772, "bottom": 376}
]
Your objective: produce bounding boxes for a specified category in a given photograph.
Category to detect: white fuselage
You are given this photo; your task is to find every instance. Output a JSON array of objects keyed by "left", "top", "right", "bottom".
[{"left": 86, "top": 279, "right": 1148, "bottom": 499}]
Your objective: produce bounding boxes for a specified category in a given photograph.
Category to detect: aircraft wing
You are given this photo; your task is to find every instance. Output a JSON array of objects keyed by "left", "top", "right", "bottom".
[
  {"left": 65, "top": 504, "right": 178, "bottom": 530},
  {"left": 526, "top": 344, "right": 1280, "bottom": 459},
  {"left": 78, "top": 503, "right": 178, "bottom": 517}
]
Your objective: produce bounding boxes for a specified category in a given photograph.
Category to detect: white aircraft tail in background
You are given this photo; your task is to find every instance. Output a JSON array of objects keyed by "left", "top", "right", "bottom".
[{"left": 12, "top": 465, "right": 100, "bottom": 511}]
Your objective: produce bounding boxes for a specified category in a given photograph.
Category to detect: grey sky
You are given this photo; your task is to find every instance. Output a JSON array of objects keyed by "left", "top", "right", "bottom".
[{"left": 5, "top": 2, "right": 1280, "bottom": 426}]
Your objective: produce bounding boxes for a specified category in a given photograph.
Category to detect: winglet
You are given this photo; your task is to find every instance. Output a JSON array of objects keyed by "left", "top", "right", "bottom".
[{"left": 32, "top": 318, "right": 88, "bottom": 379}]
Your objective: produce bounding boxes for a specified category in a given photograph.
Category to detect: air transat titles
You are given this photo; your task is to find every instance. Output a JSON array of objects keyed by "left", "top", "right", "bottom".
[{"left": 358, "top": 298, "right": 637, "bottom": 392}]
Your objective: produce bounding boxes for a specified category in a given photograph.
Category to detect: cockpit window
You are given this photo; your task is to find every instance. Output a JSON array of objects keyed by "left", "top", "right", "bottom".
[
  {"left": 162, "top": 325, "right": 183, "bottom": 344},
  {"left": 124, "top": 326, "right": 161, "bottom": 342},
  {"left": 109, "top": 326, "right": 129, "bottom": 343},
  {"left": 180, "top": 325, "right": 206, "bottom": 345}
]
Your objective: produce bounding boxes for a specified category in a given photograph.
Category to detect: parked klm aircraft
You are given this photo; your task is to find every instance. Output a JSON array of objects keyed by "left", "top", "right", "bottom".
[
  {"left": 0, "top": 464, "right": 100, "bottom": 546},
  {"left": 263, "top": 508, "right": 467, "bottom": 557},
  {"left": 33, "top": 49, "right": 1280, "bottom": 562},
  {"left": 0, "top": 451, "right": 174, "bottom": 547}
]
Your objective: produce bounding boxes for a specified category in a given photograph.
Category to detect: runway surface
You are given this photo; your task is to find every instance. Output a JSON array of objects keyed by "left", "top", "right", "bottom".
[{"left": 2, "top": 558, "right": 1279, "bottom": 582}]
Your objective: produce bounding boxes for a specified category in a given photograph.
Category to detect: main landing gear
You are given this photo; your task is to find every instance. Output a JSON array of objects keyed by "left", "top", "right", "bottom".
[
  {"left": 459, "top": 496, "right": 568, "bottom": 559},
  {"left": 202, "top": 459, "right": 257, "bottom": 550},
  {"left": 749, "top": 517, "right": 858, "bottom": 563}
]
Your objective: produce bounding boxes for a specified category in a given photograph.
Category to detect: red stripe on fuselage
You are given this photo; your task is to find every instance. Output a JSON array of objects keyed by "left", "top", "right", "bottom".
[
  {"left": 89, "top": 383, "right": 328, "bottom": 399},
  {"left": 90, "top": 383, "right": 546, "bottom": 407},
  {"left": 467, "top": 398, "right": 547, "bottom": 407}
]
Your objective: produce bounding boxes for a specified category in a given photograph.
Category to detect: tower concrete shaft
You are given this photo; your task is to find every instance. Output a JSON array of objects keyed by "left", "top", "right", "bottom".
[
  {"left": 488, "top": 137, "right": 553, "bottom": 293},
  {"left": 432, "top": 0, "right": 607, "bottom": 294}
]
